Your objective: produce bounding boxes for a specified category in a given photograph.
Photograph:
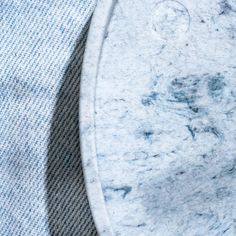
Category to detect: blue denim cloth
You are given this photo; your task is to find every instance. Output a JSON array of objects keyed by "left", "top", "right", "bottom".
[{"left": 0, "top": 0, "right": 97, "bottom": 235}]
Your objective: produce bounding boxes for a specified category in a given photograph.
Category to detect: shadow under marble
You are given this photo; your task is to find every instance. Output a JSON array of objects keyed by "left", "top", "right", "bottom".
[{"left": 46, "top": 23, "right": 97, "bottom": 236}]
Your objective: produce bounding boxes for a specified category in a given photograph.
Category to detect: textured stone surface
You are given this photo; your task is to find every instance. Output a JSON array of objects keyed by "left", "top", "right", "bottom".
[{"left": 82, "top": 0, "right": 236, "bottom": 235}]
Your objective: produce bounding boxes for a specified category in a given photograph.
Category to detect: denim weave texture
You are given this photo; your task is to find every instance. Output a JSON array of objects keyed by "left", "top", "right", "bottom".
[{"left": 0, "top": 0, "right": 97, "bottom": 235}]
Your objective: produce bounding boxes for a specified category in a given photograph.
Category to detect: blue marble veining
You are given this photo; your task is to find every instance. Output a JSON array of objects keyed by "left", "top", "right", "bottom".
[{"left": 93, "top": 0, "right": 236, "bottom": 235}]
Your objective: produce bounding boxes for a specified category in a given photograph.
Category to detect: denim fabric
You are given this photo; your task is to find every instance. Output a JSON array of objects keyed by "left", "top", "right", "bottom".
[{"left": 0, "top": 0, "right": 97, "bottom": 235}]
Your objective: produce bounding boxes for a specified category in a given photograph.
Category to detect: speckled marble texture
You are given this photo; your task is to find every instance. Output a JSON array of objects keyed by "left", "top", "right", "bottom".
[{"left": 81, "top": 0, "right": 236, "bottom": 235}]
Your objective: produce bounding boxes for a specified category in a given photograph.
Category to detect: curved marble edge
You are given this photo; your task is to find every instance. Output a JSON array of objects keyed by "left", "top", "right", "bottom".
[{"left": 79, "top": 0, "right": 116, "bottom": 235}]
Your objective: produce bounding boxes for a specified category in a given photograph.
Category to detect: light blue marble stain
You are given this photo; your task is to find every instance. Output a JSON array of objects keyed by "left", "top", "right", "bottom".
[{"left": 92, "top": 0, "right": 236, "bottom": 235}]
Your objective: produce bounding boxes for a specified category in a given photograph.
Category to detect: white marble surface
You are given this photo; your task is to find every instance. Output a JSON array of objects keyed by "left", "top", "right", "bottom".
[
  {"left": 80, "top": 0, "right": 115, "bottom": 235},
  {"left": 81, "top": 0, "right": 236, "bottom": 235}
]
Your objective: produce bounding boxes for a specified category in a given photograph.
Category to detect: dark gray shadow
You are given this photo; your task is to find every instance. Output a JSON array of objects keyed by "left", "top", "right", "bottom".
[{"left": 46, "top": 22, "right": 97, "bottom": 236}]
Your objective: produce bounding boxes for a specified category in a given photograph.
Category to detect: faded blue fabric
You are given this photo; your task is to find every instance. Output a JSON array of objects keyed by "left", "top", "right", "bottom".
[{"left": 0, "top": 0, "right": 97, "bottom": 235}]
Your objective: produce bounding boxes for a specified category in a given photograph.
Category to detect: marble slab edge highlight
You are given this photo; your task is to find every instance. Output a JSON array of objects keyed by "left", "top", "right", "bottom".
[{"left": 79, "top": 0, "right": 116, "bottom": 235}]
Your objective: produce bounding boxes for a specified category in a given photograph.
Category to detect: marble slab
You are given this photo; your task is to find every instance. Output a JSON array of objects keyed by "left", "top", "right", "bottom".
[{"left": 80, "top": 0, "right": 236, "bottom": 235}]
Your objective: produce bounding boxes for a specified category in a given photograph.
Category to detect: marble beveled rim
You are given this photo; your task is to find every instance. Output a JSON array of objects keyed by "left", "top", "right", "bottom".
[{"left": 79, "top": 0, "right": 116, "bottom": 235}]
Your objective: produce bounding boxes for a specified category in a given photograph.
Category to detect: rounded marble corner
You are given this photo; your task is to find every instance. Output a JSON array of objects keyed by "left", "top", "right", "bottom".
[{"left": 79, "top": 0, "right": 116, "bottom": 235}]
